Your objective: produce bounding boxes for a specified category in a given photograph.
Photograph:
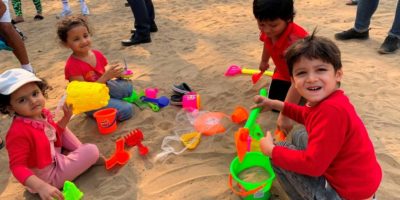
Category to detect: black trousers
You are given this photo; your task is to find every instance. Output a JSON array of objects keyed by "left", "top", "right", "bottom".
[{"left": 127, "top": 0, "right": 155, "bottom": 36}]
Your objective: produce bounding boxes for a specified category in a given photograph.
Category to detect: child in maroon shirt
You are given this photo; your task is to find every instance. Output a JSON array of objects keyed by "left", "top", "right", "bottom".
[{"left": 252, "top": 34, "right": 381, "bottom": 199}]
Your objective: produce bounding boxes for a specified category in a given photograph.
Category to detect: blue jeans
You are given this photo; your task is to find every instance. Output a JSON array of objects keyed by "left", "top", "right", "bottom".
[
  {"left": 127, "top": 0, "right": 155, "bottom": 36},
  {"left": 86, "top": 79, "right": 134, "bottom": 122},
  {"left": 272, "top": 129, "right": 342, "bottom": 200},
  {"left": 355, "top": 0, "right": 400, "bottom": 38}
]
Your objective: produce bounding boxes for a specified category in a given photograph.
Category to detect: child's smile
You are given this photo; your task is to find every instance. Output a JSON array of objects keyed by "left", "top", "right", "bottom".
[{"left": 291, "top": 57, "right": 343, "bottom": 106}]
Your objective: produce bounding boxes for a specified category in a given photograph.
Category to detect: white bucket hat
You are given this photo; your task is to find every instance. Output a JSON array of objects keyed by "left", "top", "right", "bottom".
[{"left": 0, "top": 69, "right": 42, "bottom": 95}]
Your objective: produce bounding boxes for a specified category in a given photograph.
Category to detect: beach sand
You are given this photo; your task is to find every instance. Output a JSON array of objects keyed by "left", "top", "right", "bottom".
[{"left": 1, "top": 0, "right": 399, "bottom": 199}]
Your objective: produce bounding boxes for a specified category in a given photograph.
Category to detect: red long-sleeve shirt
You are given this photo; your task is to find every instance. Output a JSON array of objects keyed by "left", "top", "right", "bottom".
[{"left": 273, "top": 90, "right": 382, "bottom": 199}]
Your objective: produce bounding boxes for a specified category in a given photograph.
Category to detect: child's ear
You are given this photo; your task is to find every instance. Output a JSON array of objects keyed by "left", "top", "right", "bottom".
[
  {"left": 6, "top": 105, "right": 15, "bottom": 116},
  {"left": 335, "top": 69, "right": 343, "bottom": 82}
]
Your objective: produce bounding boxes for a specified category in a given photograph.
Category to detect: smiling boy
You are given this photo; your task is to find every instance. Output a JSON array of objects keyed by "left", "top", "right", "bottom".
[{"left": 252, "top": 35, "right": 382, "bottom": 199}]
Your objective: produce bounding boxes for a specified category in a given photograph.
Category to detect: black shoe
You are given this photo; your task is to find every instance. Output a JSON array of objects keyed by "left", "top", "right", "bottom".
[
  {"left": 121, "top": 34, "right": 151, "bottom": 46},
  {"left": 335, "top": 28, "right": 369, "bottom": 40},
  {"left": 131, "top": 23, "right": 158, "bottom": 33},
  {"left": 378, "top": 35, "right": 399, "bottom": 54}
]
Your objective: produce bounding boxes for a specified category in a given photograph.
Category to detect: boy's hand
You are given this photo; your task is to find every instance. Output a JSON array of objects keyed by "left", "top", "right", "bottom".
[
  {"left": 277, "top": 114, "right": 293, "bottom": 135},
  {"left": 37, "top": 183, "right": 64, "bottom": 200},
  {"left": 260, "top": 131, "right": 275, "bottom": 157},
  {"left": 251, "top": 95, "right": 272, "bottom": 112},
  {"left": 103, "top": 64, "right": 124, "bottom": 80},
  {"left": 259, "top": 60, "right": 269, "bottom": 72}
]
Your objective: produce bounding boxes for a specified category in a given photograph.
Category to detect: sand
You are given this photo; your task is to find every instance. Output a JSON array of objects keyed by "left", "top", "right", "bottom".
[{"left": 1, "top": 0, "right": 399, "bottom": 199}]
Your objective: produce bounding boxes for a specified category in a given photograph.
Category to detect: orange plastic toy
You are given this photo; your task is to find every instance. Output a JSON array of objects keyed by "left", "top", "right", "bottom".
[
  {"left": 231, "top": 106, "right": 249, "bottom": 124},
  {"left": 105, "top": 138, "right": 131, "bottom": 170},
  {"left": 194, "top": 112, "right": 226, "bottom": 136},
  {"left": 124, "top": 129, "right": 149, "bottom": 156},
  {"left": 234, "top": 128, "right": 249, "bottom": 162},
  {"left": 274, "top": 129, "right": 287, "bottom": 142}
]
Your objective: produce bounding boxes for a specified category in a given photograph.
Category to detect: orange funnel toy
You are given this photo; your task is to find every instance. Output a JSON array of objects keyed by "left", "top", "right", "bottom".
[
  {"left": 105, "top": 138, "right": 131, "bottom": 170},
  {"left": 124, "top": 129, "right": 149, "bottom": 156},
  {"left": 235, "top": 128, "right": 249, "bottom": 162},
  {"left": 274, "top": 129, "right": 287, "bottom": 142}
]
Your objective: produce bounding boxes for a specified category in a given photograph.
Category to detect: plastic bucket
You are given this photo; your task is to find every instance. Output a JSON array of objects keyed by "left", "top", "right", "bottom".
[
  {"left": 229, "top": 152, "right": 275, "bottom": 200},
  {"left": 182, "top": 92, "right": 200, "bottom": 112},
  {"left": 93, "top": 108, "right": 117, "bottom": 134}
]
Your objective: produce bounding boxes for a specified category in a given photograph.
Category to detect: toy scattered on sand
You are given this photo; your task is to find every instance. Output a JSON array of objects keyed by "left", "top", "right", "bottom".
[
  {"left": 105, "top": 138, "right": 131, "bottom": 170},
  {"left": 120, "top": 58, "right": 134, "bottom": 79},
  {"left": 66, "top": 81, "right": 110, "bottom": 114},
  {"left": 124, "top": 129, "right": 149, "bottom": 156},
  {"left": 62, "top": 181, "right": 83, "bottom": 200},
  {"left": 224, "top": 65, "right": 273, "bottom": 77}
]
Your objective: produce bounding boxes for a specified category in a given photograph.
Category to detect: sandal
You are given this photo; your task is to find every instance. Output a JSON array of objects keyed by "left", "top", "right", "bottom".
[
  {"left": 172, "top": 83, "right": 192, "bottom": 96},
  {"left": 170, "top": 94, "right": 183, "bottom": 106},
  {"left": 11, "top": 16, "right": 24, "bottom": 24},
  {"left": 34, "top": 14, "right": 44, "bottom": 21}
]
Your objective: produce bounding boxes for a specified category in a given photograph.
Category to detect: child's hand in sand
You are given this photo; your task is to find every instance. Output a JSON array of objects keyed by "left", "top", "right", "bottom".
[
  {"left": 260, "top": 131, "right": 275, "bottom": 157},
  {"left": 37, "top": 182, "right": 64, "bottom": 200},
  {"left": 102, "top": 64, "right": 124, "bottom": 80}
]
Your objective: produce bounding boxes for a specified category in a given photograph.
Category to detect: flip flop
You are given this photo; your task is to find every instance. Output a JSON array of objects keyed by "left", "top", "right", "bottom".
[
  {"left": 170, "top": 94, "right": 183, "bottom": 106},
  {"left": 172, "top": 82, "right": 192, "bottom": 96}
]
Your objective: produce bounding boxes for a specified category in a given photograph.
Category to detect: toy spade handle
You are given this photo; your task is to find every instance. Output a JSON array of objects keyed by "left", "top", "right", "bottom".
[
  {"left": 241, "top": 68, "right": 273, "bottom": 76},
  {"left": 244, "top": 88, "right": 268, "bottom": 129}
]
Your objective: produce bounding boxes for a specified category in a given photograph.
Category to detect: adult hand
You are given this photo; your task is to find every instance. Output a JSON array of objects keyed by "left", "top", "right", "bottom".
[
  {"left": 277, "top": 113, "right": 293, "bottom": 135},
  {"left": 260, "top": 131, "right": 275, "bottom": 157}
]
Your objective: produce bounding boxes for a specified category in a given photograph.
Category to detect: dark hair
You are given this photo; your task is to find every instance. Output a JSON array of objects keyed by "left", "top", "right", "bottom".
[
  {"left": 0, "top": 80, "right": 50, "bottom": 115},
  {"left": 253, "top": 0, "right": 295, "bottom": 22},
  {"left": 285, "top": 31, "right": 342, "bottom": 76},
  {"left": 57, "top": 15, "right": 91, "bottom": 43}
]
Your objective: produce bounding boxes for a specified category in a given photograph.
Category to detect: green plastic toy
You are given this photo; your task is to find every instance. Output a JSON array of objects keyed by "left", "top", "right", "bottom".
[
  {"left": 62, "top": 181, "right": 83, "bottom": 200},
  {"left": 123, "top": 89, "right": 160, "bottom": 112},
  {"left": 245, "top": 88, "right": 268, "bottom": 140}
]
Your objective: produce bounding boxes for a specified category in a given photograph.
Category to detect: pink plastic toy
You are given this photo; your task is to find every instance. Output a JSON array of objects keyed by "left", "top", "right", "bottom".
[
  {"left": 182, "top": 92, "right": 200, "bottom": 111},
  {"left": 124, "top": 129, "right": 149, "bottom": 156},
  {"left": 224, "top": 65, "right": 273, "bottom": 77},
  {"left": 105, "top": 138, "right": 131, "bottom": 170},
  {"left": 145, "top": 88, "right": 158, "bottom": 98}
]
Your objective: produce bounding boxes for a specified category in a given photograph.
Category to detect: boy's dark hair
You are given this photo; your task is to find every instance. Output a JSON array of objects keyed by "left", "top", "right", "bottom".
[
  {"left": 57, "top": 15, "right": 91, "bottom": 43},
  {"left": 0, "top": 80, "right": 50, "bottom": 115},
  {"left": 285, "top": 31, "right": 342, "bottom": 76},
  {"left": 253, "top": 0, "right": 295, "bottom": 22}
]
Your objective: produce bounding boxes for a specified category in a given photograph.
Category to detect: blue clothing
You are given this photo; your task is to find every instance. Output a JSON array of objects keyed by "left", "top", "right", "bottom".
[
  {"left": 127, "top": 0, "right": 155, "bottom": 36},
  {"left": 355, "top": 0, "right": 400, "bottom": 38},
  {"left": 86, "top": 79, "right": 133, "bottom": 122}
]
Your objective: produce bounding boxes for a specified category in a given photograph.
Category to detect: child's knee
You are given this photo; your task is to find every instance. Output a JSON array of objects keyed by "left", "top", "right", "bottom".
[
  {"left": 116, "top": 104, "right": 133, "bottom": 121},
  {"left": 81, "top": 143, "right": 100, "bottom": 164}
]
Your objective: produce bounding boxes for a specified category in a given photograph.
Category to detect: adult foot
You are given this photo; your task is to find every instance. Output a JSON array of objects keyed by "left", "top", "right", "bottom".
[
  {"left": 131, "top": 23, "right": 158, "bottom": 33},
  {"left": 34, "top": 14, "right": 44, "bottom": 21},
  {"left": 378, "top": 35, "right": 399, "bottom": 54},
  {"left": 121, "top": 33, "right": 151, "bottom": 46},
  {"left": 345, "top": 0, "right": 358, "bottom": 5},
  {"left": 335, "top": 28, "right": 369, "bottom": 40},
  {"left": 11, "top": 16, "right": 24, "bottom": 24}
]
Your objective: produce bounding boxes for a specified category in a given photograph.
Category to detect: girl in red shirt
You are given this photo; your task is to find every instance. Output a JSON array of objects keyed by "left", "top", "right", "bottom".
[{"left": 0, "top": 69, "right": 102, "bottom": 200}]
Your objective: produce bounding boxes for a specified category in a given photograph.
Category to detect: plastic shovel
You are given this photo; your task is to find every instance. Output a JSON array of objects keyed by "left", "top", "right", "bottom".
[
  {"left": 225, "top": 65, "right": 273, "bottom": 77},
  {"left": 251, "top": 70, "right": 265, "bottom": 84}
]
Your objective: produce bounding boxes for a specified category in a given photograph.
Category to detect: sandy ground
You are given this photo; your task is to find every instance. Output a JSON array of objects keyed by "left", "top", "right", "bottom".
[{"left": 1, "top": 0, "right": 399, "bottom": 199}]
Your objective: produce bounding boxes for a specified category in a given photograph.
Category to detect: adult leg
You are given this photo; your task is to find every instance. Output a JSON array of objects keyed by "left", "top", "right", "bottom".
[
  {"left": 79, "top": 0, "right": 89, "bottom": 16},
  {"left": 354, "top": 0, "right": 380, "bottom": 32},
  {"left": 11, "top": 0, "right": 24, "bottom": 23},
  {"left": 378, "top": 0, "right": 400, "bottom": 54},
  {"left": 32, "top": 0, "right": 43, "bottom": 20},
  {"left": 122, "top": 0, "right": 151, "bottom": 46},
  {"left": 58, "top": 0, "right": 72, "bottom": 18},
  {"left": 144, "top": 0, "right": 157, "bottom": 31}
]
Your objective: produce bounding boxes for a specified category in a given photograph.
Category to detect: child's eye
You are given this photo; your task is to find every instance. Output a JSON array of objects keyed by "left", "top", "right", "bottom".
[
  {"left": 295, "top": 71, "right": 306, "bottom": 76},
  {"left": 17, "top": 98, "right": 26, "bottom": 104},
  {"left": 32, "top": 90, "right": 39, "bottom": 97}
]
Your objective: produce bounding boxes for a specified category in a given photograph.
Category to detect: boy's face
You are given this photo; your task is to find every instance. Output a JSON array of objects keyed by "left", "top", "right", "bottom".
[
  {"left": 7, "top": 82, "right": 45, "bottom": 120},
  {"left": 257, "top": 19, "right": 288, "bottom": 41},
  {"left": 291, "top": 57, "right": 343, "bottom": 107}
]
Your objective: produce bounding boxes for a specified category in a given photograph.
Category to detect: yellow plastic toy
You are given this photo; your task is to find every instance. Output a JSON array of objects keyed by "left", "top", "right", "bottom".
[
  {"left": 180, "top": 132, "right": 201, "bottom": 150},
  {"left": 66, "top": 81, "right": 110, "bottom": 114}
]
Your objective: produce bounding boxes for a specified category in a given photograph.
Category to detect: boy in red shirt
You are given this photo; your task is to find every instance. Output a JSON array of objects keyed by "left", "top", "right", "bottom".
[
  {"left": 253, "top": 0, "right": 308, "bottom": 134},
  {"left": 252, "top": 35, "right": 381, "bottom": 199}
]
